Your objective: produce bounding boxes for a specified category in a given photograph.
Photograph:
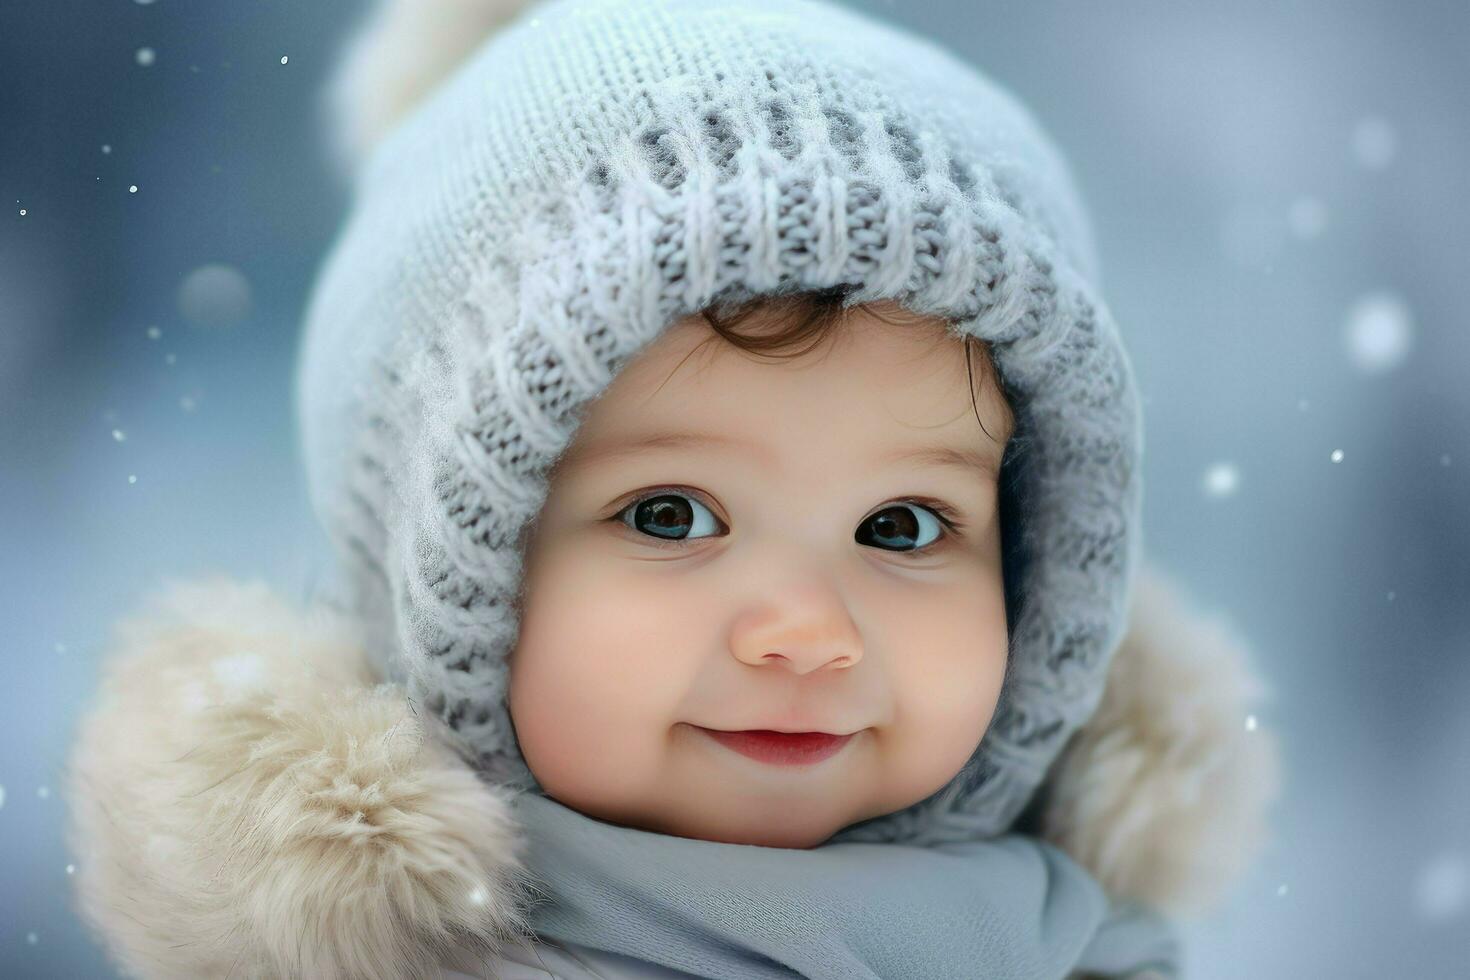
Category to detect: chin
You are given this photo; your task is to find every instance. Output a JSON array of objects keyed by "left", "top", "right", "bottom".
[{"left": 670, "top": 808, "right": 843, "bottom": 850}]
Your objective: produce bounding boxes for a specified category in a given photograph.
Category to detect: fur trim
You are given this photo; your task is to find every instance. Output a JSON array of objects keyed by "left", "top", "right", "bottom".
[
  {"left": 1036, "top": 562, "right": 1285, "bottom": 921},
  {"left": 63, "top": 579, "right": 540, "bottom": 980},
  {"left": 323, "top": 0, "right": 541, "bottom": 179},
  {"left": 64, "top": 565, "right": 1281, "bottom": 977}
]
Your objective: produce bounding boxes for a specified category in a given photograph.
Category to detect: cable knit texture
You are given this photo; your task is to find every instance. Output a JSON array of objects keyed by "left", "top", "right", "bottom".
[{"left": 298, "top": 0, "right": 1139, "bottom": 845}]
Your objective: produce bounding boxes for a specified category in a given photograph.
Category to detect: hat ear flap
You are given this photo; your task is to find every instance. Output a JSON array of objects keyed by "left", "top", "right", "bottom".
[
  {"left": 322, "top": 0, "right": 541, "bottom": 181},
  {"left": 1034, "top": 561, "right": 1285, "bottom": 921}
]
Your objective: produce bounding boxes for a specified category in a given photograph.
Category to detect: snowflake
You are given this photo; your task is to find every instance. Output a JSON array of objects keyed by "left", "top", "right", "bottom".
[
  {"left": 1202, "top": 462, "right": 1239, "bottom": 498},
  {"left": 1415, "top": 852, "right": 1468, "bottom": 923},
  {"left": 1352, "top": 115, "right": 1397, "bottom": 170},
  {"left": 1344, "top": 291, "right": 1413, "bottom": 373}
]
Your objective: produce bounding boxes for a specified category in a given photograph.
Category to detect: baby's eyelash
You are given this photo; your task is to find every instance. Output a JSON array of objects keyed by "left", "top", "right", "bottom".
[{"left": 896, "top": 495, "right": 967, "bottom": 533}]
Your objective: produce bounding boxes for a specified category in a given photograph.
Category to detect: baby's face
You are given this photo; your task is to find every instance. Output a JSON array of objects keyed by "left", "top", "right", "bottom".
[{"left": 507, "top": 300, "right": 1015, "bottom": 848}]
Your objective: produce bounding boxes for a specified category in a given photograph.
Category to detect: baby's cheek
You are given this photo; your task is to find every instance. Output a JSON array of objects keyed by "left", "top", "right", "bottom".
[
  {"left": 872, "top": 581, "right": 1008, "bottom": 810},
  {"left": 508, "top": 554, "right": 698, "bottom": 808},
  {"left": 874, "top": 682, "right": 999, "bottom": 816}
]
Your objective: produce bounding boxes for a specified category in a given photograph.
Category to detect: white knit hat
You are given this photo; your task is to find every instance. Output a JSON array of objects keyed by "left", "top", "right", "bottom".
[{"left": 297, "top": 0, "right": 1141, "bottom": 845}]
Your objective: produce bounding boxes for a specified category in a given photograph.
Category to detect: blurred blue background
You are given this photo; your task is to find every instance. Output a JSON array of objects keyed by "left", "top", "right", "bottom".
[{"left": 2, "top": 0, "right": 1466, "bottom": 976}]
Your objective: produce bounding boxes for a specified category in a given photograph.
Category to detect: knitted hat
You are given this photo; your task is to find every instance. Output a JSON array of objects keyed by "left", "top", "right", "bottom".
[{"left": 297, "top": 0, "right": 1141, "bottom": 845}]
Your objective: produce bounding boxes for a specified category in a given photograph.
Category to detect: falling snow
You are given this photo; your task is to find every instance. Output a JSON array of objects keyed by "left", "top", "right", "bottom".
[
  {"left": 135, "top": 47, "right": 156, "bottom": 67},
  {"left": 281, "top": 55, "right": 289, "bottom": 65},
  {"left": 146, "top": 325, "right": 162, "bottom": 340},
  {"left": 1353, "top": 115, "right": 1398, "bottom": 170},
  {"left": 1330, "top": 449, "right": 1344, "bottom": 463},
  {"left": 0, "top": 784, "right": 6, "bottom": 810},
  {"left": 1345, "top": 291, "right": 1414, "bottom": 373},
  {"left": 1203, "top": 462, "right": 1240, "bottom": 498},
  {"left": 128, "top": 474, "right": 138, "bottom": 484},
  {"left": 129, "top": 184, "right": 138, "bottom": 193},
  {"left": 111, "top": 428, "right": 126, "bottom": 442},
  {"left": 1415, "top": 852, "right": 1468, "bottom": 923},
  {"left": 178, "top": 263, "right": 253, "bottom": 328},
  {"left": 1244, "top": 714, "right": 1258, "bottom": 731},
  {"left": 26, "top": 933, "right": 37, "bottom": 946},
  {"left": 37, "top": 785, "right": 50, "bottom": 799}
]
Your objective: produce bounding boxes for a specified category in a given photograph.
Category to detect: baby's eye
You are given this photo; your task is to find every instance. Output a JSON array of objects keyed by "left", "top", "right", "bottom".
[
  {"left": 615, "top": 489, "right": 956, "bottom": 555},
  {"left": 617, "top": 490, "right": 725, "bottom": 542},
  {"left": 855, "top": 502, "right": 947, "bottom": 554}
]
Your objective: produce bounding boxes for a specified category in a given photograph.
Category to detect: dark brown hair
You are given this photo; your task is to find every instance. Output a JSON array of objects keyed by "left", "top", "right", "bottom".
[{"left": 693, "top": 286, "right": 1012, "bottom": 449}]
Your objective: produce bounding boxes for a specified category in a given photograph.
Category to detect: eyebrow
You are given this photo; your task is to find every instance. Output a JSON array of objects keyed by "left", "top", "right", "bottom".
[{"left": 561, "top": 431, "right": 1002, "bottom": 478}]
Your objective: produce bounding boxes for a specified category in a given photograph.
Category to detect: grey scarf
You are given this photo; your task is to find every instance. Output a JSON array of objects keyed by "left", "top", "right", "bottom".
[{"left": 510, "top": 793, "right": 1181, "bottom": 979}]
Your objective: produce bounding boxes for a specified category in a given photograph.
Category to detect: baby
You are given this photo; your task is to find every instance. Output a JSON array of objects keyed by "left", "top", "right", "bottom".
[
  {"left": 64, "top": 0, "right": 1281, "bottom": 977},
  {"left": 509, "top": 292, "right": 1019, "bottom": 850}
]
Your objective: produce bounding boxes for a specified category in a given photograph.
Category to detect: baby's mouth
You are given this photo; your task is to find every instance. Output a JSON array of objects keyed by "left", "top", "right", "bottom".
[{"left": 693, "top": 726, "right": 856, "bottom": 766}]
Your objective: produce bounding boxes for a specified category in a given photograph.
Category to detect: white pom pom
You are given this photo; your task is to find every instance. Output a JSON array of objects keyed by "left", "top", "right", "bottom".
[
  {"left": 323, "top": 0, "right": 542, "bottom": 179},
  {"left": 1037, "top": 561, "right": 1285, "bottom": 921}
]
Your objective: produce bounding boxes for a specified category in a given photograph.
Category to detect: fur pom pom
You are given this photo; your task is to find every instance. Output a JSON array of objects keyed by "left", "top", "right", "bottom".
[
  {"left": 1037, "top": 562, "right": 1286, "bottom": 921},
  {"left": 64, "top": 579, "right": 541, "bottom": 980},
  {"left": 324, "top": 0, "right": 542, "bottom": 179}
]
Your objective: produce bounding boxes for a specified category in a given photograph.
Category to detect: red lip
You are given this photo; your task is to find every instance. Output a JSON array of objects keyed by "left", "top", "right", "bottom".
[{"left": 696, "top": 727, "right": 856, "bottom": 766}]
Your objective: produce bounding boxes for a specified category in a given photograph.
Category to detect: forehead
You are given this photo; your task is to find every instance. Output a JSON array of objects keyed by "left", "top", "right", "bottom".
[{"left": 559, "top": 303, "right": 1014, "bottom": 474}]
